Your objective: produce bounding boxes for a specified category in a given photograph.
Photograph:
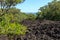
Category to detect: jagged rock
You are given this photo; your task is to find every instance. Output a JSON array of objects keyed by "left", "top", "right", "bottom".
[{"left": 15, "top": 20, "right": 60, "bottom": 40}]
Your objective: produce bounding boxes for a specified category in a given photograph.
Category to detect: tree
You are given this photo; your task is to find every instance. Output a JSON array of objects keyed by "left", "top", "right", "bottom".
[
  {"left": 37, "top": 0, "right": 60, "bottom": 20},
  {"left": 0, "top": 0, "right": 25, "bottom": 11}
]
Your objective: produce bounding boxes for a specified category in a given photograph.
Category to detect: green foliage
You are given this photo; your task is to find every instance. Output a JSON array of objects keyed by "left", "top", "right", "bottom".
[
  {"left": 0, "top": 8, "right": 27, "bottom": 36},
  {"left": 6, "top": 0, "right": 25, "bottom": 6},
  {"left": 0, "top": 0, "right": 25, "bottom": 11},
  {"left": 27, "top": 13, "right": 36, "bottom": 20},
  {"left": 18, "top": 13, "right": 28, "bottom": 21},
  {"left": 0, "top": 22, "right": 27, "bottom": 35},
  {"left": 0, "top": 8, "right": 28, "bottom": 22},
  {"left": 0, "top": 13, "right": 27, "bottom": 35},
  {"left": 8, "top": 7, "right": 20, "bottom": 14},
  {"left": 36, "top": 12, "right": 44, "bottom": 20},
  {"left": 37, "top": 0, "right": 60, "bottom": 21},
  {"left": 0, "top": 7, "right": 27, "bottom": 40}
]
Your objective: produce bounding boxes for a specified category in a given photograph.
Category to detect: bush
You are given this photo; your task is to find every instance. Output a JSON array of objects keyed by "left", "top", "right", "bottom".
[
  {"left": 0, "top": 22, "right": 27, "bottom": 35},
  {"left": 0, "top": 12, "right": 27, "bottom": 35},
  {"left": 27, "top": 13, "right": 36, "bottom": 20},
  {"left": 0, "top": 12, "right": 27, "bottom": 40}
]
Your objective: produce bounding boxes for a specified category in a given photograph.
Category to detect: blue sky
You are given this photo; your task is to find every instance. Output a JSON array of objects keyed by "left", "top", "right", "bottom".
[{"left": 16, "top": 0, "right": 52, "bottom": 13}]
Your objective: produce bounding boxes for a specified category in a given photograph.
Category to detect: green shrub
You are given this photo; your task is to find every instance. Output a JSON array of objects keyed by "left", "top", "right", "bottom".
[
  {"left": 0, "top": 12, "right": 27, "bottom": 40},
  {"left": 0, "top": 22, "right": 27, "bottom": 35},
  {"left": 0, "top": 13, "right": 27, "bottom": 35},
  {"left": 27, "top": 13, "right": 36, "bottom": 20}
]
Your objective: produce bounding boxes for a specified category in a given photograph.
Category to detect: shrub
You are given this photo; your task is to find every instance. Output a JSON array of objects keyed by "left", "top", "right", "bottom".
[
  {"left": 0, "top": 13, "right": 27, "bottom": 40},
  {"left": 27, "top": 13, "right": 36, "bottom": 20}
]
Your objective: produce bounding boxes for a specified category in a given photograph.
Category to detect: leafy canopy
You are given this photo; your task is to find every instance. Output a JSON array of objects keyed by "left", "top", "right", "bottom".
[
  {"left": 37, "top": 0, "right": 60, "bottom": 20},
  {"left": 0, "top": 0, "right": 25, "bottom": 11}
]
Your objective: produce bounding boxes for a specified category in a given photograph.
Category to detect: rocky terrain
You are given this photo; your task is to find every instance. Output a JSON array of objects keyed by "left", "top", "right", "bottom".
[
  {"left": 14, "top": 20, "right": 60, "bottom": 40},
  {"left": 0, "top": 20, "right": 60, "bottom": 40}
]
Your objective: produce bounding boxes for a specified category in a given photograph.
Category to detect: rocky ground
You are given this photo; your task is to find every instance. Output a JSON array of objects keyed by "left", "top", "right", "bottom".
[{"left": 15, "top": 20, "right": 60, "bottom": 40}]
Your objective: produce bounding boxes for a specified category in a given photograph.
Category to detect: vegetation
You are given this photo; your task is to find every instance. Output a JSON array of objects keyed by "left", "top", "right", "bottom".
[
  {"left": 0, "top": 0, "right": 25, "bottom": 11},
  {"left": 36, "top": 0, "right": 60, "bottom": 21},
  {"left": 26, "top": 13, "right": 36, "bottom": 20},
  {"left": 0, "top": 9, "right": 27, "bottom": 40},
  {"left": 0, "top": 0, "right": 27, "bottom": 40},
  {"left": 0, "top": 0, "right": 60, "bottom": 40}
]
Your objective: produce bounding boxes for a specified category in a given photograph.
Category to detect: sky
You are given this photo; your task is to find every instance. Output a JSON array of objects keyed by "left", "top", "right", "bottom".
[{"left": 16, "top": 0, "right": 52, "bottom": 13}]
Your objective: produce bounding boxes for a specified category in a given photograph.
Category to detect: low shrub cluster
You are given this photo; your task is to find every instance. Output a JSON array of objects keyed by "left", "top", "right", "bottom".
[{"left": 0, "top": 9, "right": 27, "bottom": 40}]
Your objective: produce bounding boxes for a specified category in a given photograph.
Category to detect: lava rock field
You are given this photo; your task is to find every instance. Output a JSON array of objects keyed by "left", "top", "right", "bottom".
[{"left": 14, "top": 20, "right": 60, "bottom": 40}]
